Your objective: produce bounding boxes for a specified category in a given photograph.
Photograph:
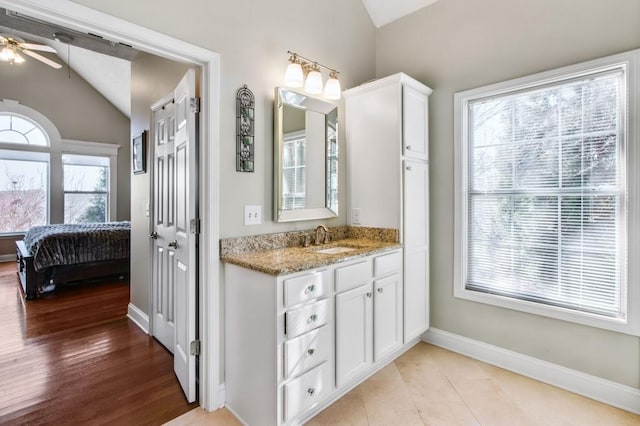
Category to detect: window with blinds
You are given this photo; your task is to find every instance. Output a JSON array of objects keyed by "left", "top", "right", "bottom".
[{"left": 454, "top": 57, "right": 633, "bottom": 329}]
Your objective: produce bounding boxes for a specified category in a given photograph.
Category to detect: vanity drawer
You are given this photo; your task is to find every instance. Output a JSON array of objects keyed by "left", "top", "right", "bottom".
[
  {"left": 284, "top": 325, "right": 330, "bottom": 379},
  {"left": 335, "top": 260, "right": 372, "bottom": 293},
  {"left": 285, "top": 299, "right": 329, "bottom": 339},
  {"left": 284, "top": 270, "right": 328, "bottom": 308},
  {"left": 284, "top": 362, "right": 330, "bottom": 422},
  {"left": 374, "top": 250, "right": 402, "bottom": 278}
]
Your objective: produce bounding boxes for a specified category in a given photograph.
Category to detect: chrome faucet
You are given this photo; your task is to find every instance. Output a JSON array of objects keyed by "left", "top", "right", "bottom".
[{"left": 314, "top": 225, "right": 330, "bottom": 245}]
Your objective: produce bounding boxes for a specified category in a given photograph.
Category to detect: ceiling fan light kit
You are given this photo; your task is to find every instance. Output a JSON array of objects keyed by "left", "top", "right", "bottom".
[{"left": 0, "top": 33, "right": 62, "bottom": 69}]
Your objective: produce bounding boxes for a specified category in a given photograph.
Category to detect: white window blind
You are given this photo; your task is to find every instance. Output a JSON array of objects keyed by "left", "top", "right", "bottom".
[{"left": 465, "top": 68, "right": 626, "bottom": 319}]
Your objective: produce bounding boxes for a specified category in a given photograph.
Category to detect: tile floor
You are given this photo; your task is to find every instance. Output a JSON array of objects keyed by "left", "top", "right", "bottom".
[{"left": 165, "top": 342, "right": 640, "bottom": 426}]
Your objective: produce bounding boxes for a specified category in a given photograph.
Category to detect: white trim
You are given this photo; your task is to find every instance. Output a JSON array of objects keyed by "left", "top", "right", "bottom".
[
  {"left": 127, "top": 303, "right": 150, "bottom": 334},
  {"left": 453, "top": 48, "right": 640, "bottom": 336},
  {"left": 422, "top": 328, "right": 640, "bottom": 415},
  {"left": 0, "top": 254, "right": 16, "bottom": 263},
  {"left": 61, "top": 139, "right": 120, "bottom": 156},
  {"left": 0, "top": 0, "right": 222, "bottom": 411}
]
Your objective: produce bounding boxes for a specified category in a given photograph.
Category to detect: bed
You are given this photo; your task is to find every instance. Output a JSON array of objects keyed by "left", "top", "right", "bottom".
[{"left": 15, "top": 222, "right": 131, "bottom": 299}]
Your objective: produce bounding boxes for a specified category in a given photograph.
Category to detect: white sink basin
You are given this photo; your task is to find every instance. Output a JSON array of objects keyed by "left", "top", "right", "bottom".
[{"left": 313, "top": 246, "right": 358, "bottom": 255}]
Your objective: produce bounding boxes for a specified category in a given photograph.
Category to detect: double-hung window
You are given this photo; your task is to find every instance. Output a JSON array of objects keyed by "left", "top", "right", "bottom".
[
  {"left": 454, "top": 50, "right": 640, "bottom": 334},
  {"left": 282, "top": 131, "right": 306, "bottom": 210},
  {"left": 63, "top": 154, "right": 110, "bottom": 223}
]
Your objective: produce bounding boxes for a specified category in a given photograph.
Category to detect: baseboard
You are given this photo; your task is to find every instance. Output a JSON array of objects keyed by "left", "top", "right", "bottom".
[
  {"left": 422, "top": 328, "right": 640, "bottom": 415},
  {"left": 127, "top": 303, "right": 149, "bottom": 334},
  {"left": 0, "top": 255, "right": 16, "bottom": 263}
]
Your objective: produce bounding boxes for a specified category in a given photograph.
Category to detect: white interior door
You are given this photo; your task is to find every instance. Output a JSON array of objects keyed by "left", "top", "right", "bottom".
[
  {"left": 151, "top": 69, "right": 198, "bottom": 402},
  {"left": 152, "top": 97, "right": 177, "bottom": 353},
  {"left": 172, "top": 69, "right": 198, "bottom": 402}
]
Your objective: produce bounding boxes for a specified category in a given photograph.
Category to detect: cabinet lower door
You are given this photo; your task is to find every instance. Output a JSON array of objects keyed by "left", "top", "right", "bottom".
[
  {"left": 404, "top": 248, "right": 429, "bottom": 342},
  {"left": 335, "top": 284, "right": 372, "bottom": 388},
  {"left": 373, "top": 274, "right": 403, "bottom": 361}
]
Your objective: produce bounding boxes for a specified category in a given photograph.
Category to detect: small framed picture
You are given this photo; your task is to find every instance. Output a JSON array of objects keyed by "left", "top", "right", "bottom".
[{"left": 132, "top": 131, "right": 147, "bottom": 174}]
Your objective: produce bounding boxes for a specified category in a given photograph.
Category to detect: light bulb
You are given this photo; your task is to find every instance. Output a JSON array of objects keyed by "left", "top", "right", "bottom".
[
  {"left": 13, "top": 52, "right": 25, "bottom": 64},
  {"left": 324, "top": 71, "right": 341, "bottom": 100},
  {"left": 0, "top": 47, "right": 15, "bottom": 61},
  {"left": 304, "top": 64, "right": 323, "bottom": 95},
  {"left": 284, "top": 62, "right": 304, "bottom": 88}
]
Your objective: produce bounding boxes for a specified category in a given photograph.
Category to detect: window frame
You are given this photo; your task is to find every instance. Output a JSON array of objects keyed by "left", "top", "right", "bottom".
[{"left": 454, "top": 49, "right": 640, "bottom": 336}]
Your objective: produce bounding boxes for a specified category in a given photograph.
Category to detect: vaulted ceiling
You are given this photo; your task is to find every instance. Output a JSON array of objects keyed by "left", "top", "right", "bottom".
[{"left": 361, "top": 0, "right": 441, "bottom": 27}]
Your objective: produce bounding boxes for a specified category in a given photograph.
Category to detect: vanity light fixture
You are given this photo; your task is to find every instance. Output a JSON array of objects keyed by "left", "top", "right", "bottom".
[{"left": 284, "top": 51, "right": 341, "bottom": 100}]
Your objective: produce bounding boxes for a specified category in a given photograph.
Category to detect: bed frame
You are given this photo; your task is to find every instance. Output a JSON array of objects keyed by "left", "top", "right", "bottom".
[{"left": 16, "top": 240, "right": 130, "bottom": 300}]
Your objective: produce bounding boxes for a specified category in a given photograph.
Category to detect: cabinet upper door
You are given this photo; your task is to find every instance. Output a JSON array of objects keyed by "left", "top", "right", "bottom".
[{"left": 402, "top": 84, "right": 429, "bottom": 161}]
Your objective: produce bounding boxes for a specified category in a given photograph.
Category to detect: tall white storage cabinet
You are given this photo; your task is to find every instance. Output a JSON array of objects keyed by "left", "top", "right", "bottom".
[{"left": 344, "top": 73, "right": 432, "bottom": 343}]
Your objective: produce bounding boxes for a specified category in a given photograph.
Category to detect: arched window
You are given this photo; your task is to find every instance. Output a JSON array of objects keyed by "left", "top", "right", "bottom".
[{"left": 0, "top": 114, "right": 49, "bottom": 146}]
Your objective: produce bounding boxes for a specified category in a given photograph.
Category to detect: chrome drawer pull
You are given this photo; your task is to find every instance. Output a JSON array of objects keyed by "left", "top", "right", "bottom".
[
  {"left": 307, "top": 314, "right": 318, "bottom": 324},
  {"left": 307, "top": 348, "right": 315, "bottom": 356},
  {"left": 307, "top": 387, "right": 316, "bottom": 396},
  {"left": 304, "top": 284, "right": 315, "bottom": 294}
]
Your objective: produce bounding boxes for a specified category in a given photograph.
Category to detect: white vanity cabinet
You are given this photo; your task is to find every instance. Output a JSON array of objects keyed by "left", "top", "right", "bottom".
[
  {"left": 224, "top": 248, "right": 407, "bottom": 425},
  {"left": 345, "top": 73, "right": 432, "bottom": 343}
]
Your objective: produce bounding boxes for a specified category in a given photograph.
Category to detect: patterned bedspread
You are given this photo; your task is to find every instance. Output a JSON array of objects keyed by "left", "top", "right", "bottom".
[{"left": 23, "top": 222, "right": 131, "bottom": 271}]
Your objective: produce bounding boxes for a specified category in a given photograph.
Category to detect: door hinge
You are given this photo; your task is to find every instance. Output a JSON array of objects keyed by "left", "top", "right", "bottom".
[
  {"left": 190, "top": 339, "right": 201, "bottom": 356},
  {"left": 190, "top": 218, "right": 201, "bottom": 234},
  {"left": 190, "top": 97, "right": 200, "bottom": 114}
]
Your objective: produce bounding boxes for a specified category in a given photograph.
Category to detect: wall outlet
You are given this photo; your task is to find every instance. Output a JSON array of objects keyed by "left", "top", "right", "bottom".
[
  {"left": 244, "top": 205, "right": 262, "bottom": 225},
  {"left": 352, "top": 208, "right": 361, "bottom": 225}
]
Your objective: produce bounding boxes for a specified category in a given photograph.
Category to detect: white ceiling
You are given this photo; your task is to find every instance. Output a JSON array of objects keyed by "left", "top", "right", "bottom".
[{"left": 362, "top": 0, "right": 441, "bottom": 28}]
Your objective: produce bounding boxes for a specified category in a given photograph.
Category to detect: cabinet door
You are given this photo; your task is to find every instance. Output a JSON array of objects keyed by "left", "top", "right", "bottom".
[
  {"left": 402, "top": 84, "right": 429, "bottom": 161},
  {"left": 403, "top": 160, "right": 429, "bottom": 342},
  {"left": 335, "top": 284, "right": 373, "bottom": 388},
  {"left": 373, "top": 274, "right": 403, "bottom": 361}
]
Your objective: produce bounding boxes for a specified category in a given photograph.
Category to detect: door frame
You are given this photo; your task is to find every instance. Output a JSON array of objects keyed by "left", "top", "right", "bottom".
[{"left": 0, "top": 0, "right": 222, "bottom": 411}]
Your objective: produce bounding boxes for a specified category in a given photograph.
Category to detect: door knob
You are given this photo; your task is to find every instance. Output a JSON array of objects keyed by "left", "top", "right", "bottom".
[
  {"left": 168, "top": 240, "right": 178, "bottom": 248},
  {"left": 149, "top": 232, "right": 158, "bottom": 239}
]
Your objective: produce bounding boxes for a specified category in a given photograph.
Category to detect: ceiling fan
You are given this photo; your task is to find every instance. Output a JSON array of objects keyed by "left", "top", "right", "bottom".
[{"left": 0, "top": 34, "right": 62, "bottom": 69}]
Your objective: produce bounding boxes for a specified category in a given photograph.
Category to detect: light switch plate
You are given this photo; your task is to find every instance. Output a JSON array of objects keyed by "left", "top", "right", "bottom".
[
  {"left": 352, "top": 208, "right": 361, "bottom": 225},
  {"left": 244, "top": 205, "right": 262, "bottom": 225}
]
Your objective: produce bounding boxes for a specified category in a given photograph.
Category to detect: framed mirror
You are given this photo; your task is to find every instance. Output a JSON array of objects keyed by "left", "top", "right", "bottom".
[{"left": 274, "top": 87, "right": 338, "bottom": 222}]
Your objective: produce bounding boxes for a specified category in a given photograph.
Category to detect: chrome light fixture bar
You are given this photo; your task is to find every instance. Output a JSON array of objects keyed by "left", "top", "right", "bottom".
[{"left": 284, "top": 50, "right": 341, "bottom": 100}]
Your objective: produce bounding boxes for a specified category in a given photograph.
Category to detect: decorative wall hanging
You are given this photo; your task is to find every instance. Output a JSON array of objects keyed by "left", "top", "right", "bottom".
[
  {"left": 132, "top": 130, "right": 147, "bottom": 174},
  {"left": 236, "top": 84, "right": 255, "bottom": 172}
]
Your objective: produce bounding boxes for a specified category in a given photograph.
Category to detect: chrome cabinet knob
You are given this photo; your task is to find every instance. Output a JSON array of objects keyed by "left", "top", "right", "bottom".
[
  {"left": 304, "top": 284, "right": 315, "bottom": 294},
  {"left": 168, "top": 240, "right": 178, "bottom": 248},
  {"left": 406, "top": 166, "right": 412, "bottom": 171},
  {"left": 307, "top": 387, "right": 316, "bottom": 396},
  {"left": 377, "top": 287, "right": 383, "bottom": 293},
  {"left": 366, "top": 292, "right": 372, "bottom": 298},
  {"left": 406, "top": 145, "right": 412, "bottom": 150},
  {"left": 307, "top": 348, "right": 315, "bottom": 356},
  {"left": 149, "top": 232, "right": 158, "bottom": 239},
  {"left": 307, "top": 314, "right": 318, "bottom": 324}
]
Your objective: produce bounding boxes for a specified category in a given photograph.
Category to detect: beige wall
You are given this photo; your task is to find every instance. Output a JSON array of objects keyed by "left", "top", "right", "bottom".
[
  {"left": 130, "top": 52, "right": 190, "bottom": 314},
  {"left": 0, "top": 54, "right": 130, "bottom": 256},
  {"left": 71, "top": 0, "right": 376, "bottom": 238},
  {"left": 376, "top": 0, "right": 640, "bottom": 388}
]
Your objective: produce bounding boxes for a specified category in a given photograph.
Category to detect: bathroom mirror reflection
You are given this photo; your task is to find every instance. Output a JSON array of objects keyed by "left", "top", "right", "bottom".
[{"left": 274, "top": 87, "right": 338, "bottom": 222}]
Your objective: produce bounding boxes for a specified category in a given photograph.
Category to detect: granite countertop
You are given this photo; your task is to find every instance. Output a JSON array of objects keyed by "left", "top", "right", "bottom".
[{"left": 221, "top": 238, "right": 402, "bottom": 275}]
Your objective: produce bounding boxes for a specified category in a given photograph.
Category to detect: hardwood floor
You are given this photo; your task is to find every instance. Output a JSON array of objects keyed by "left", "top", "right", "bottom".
[{"left": 0, "top": 261, "right": 196, "bottom": 425}]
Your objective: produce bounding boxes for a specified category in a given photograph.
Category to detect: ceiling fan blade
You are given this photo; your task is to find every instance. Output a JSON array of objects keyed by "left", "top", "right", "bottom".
[
  {"left": 21, "top": 43, "right": 56, "bottom": 53},
  {"left": 22, "top": 49, "right": 62, "bottom": 69}
]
